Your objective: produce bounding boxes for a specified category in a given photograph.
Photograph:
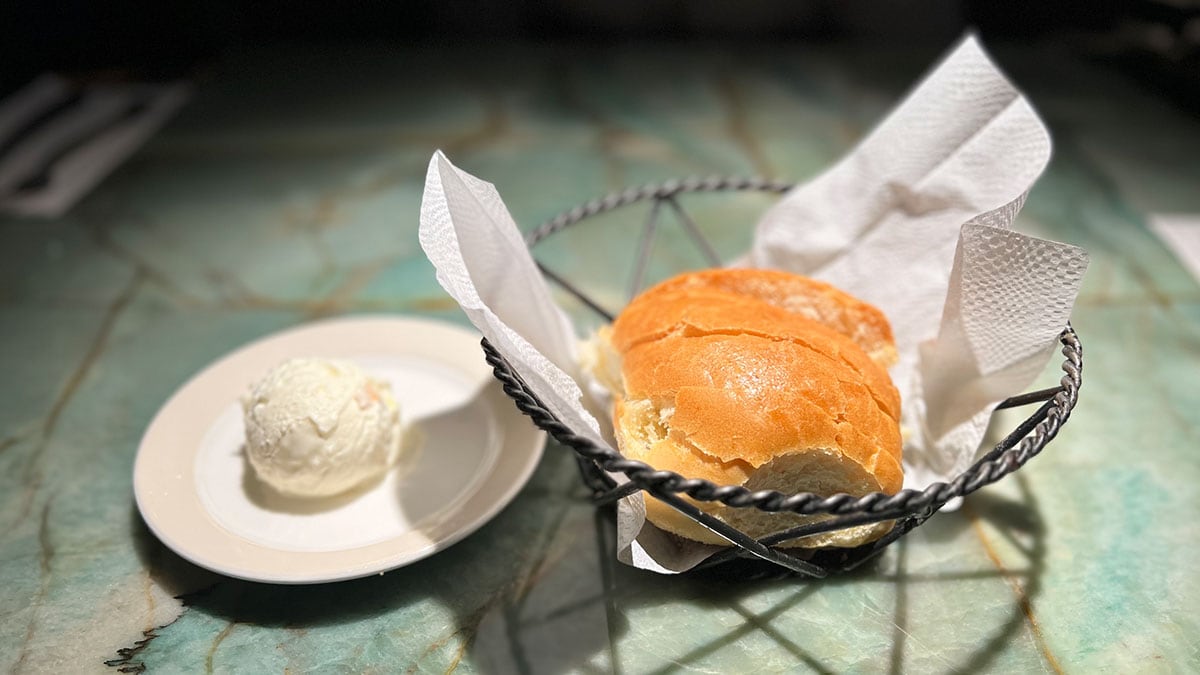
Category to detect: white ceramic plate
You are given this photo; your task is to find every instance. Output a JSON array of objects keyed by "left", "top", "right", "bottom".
[{"left": 134, "top": 315, "right": 544, "bottom": 584}]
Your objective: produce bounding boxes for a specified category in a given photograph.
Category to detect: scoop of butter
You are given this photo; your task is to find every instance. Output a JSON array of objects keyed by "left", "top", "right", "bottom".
[{"left": 242, "top": 357, "right": 408, "bottom": 497}]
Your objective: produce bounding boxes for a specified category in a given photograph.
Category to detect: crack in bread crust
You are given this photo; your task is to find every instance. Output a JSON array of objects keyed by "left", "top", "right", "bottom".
[
  {"left": 675, "top": 325, "right": 899, "bottom": 425},
  {"left": 619, "top": 268, "right": 896, "bottom": 364},
  {"left": 610, "top": 285, "right": 900, "bottom": 422}
]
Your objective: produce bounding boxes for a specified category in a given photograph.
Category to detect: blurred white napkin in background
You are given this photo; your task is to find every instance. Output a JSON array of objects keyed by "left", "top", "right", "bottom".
[
  {"left": 1149, "top": 214, "right": 1200, "bottom": 285},
  {"left": 419, "top": 34, "right": 1089, "bottom": 573},
  {"left": 0, "top": 74, "right": 190, "bottom": 218}
]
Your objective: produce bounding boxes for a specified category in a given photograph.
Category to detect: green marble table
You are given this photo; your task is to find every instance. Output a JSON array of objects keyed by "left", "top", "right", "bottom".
[{"left": 2, "top": 42, "right": 1198, "bottom": 674}]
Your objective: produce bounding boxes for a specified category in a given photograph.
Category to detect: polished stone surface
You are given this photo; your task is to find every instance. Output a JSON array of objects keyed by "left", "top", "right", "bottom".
[{"left": 2, "top": 42, "right": 1198, "bottom": 673}]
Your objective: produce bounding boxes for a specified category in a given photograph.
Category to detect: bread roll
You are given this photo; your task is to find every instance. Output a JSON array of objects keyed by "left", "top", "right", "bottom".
[{"left": 596, "top": 268, "right": 902, "bottom": 548}]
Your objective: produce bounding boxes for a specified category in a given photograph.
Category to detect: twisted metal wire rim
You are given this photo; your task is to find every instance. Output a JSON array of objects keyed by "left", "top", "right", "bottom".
[
  {"left": 524, "top": 176, "right": 792, "bottom": 247},
  {"left": 483, "top": 324, "right": 1081, "bottom": 520},
  {"left": 498, "top": 175, "right": 1082, "bottom": 525}
]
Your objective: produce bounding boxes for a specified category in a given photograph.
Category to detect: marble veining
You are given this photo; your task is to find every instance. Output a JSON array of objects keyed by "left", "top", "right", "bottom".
[{"left": 1, "top": 42, "right": 1198, "bottom": 673}]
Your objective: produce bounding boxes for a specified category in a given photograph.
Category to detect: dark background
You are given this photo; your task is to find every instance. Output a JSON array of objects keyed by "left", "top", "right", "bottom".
[{"left": 2, "top": 1, "right": 1199, "bottom": 111}]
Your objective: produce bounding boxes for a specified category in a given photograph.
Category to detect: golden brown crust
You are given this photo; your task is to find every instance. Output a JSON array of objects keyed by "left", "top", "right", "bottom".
[
  {"left": 603, "top": 268, "right": 904, "bottom": 548},
  {"left": 620, "top": 333, "right": 901, "bottom": 487},
  {"left": 620, "top": 268, "right": 897, "bottom": 367},
  {"left": 611, "top": 288, "right": 900, "bottom": 424}
]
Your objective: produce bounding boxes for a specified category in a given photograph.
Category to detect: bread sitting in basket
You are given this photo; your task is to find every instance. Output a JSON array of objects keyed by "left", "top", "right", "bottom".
[{"left": 584, "top": 268, "right": 903, "bottom": 548}]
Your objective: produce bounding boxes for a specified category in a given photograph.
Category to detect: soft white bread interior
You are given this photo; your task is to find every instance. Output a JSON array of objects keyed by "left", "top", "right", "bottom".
[{"left": 599, "top": 268, "right": 903, "bottom": 548}]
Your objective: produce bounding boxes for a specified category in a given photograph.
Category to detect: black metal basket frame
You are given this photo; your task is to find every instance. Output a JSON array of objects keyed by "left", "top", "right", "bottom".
[{"left": 481, "top": 177, "right": 1083, "bottom": 577}]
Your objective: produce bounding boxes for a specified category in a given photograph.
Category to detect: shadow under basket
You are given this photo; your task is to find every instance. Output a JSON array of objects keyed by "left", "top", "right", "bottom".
[{"left": 481, "top": 177, "right": 1083, "bottom": 578}]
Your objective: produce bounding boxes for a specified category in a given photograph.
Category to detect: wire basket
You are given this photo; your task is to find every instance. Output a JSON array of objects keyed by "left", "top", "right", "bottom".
[{"left": 481, "top": 177, "right": 1083, "bottom": 578}]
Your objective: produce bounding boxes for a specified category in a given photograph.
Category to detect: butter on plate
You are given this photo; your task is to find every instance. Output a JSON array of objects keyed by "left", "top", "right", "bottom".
[{"left": 242, "top": 357, "right": 412, "bottom": 497}]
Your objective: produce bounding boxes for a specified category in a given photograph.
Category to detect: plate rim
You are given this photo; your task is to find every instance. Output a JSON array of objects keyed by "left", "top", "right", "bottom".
[{"left": 133, "top": 314, "right": 545, "bottom": 584}]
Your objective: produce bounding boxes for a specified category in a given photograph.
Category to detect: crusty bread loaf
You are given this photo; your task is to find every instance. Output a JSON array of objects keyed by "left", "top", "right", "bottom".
[{"left": 597, "top": 268, "right": 903, "bottom": 548}]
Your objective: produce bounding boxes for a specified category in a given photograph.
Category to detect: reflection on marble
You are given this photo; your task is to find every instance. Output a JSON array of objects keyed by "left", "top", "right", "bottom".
[{"left": 1, "top": 42, "right": 1198, "bottom": 673}]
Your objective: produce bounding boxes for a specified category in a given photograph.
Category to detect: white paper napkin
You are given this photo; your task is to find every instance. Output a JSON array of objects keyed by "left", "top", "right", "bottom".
[
  {"left": 748, "top": 34, "right": 1088, "bottom": 489},
  {"left": 419, "top": 152, "right": 607, "bottom": 449},
  {"left": 418, "top": 34, "right": 1089, "bottom": 574}
]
